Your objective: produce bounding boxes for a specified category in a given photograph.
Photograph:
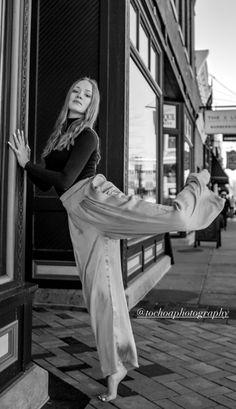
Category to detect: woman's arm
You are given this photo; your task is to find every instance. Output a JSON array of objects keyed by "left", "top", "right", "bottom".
[
  {"left": 9, "top": 128, "right": 98, "bottom": 192},
  {"left": 27, "top": 172, "right": 53, "bottom": 192},
  {"left": 8, "top": 129, "right": 52, "bottom": 191}
]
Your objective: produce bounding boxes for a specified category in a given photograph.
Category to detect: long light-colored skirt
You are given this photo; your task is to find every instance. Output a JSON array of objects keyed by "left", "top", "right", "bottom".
[{"left": 60, "top": 170, "right": 224, "bottom": 377}]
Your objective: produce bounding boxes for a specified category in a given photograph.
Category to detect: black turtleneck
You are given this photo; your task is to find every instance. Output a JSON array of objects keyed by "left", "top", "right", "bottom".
[{"left": 25, "top": 121, "right": 99, "bottom": 196}]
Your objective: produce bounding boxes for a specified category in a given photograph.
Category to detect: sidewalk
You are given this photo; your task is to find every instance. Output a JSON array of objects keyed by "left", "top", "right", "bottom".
[
  {"left": 140, "top": 217, "right": 236, "bottom": 309},
  {"left": 33, "top": 219, "right": 236, "bottom": 409}
]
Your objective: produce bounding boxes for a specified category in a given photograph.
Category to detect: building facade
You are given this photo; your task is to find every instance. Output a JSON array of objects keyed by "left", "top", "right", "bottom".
[
  {"left": 0, "top": 1, "right": 48, "bottom": 407},
  {"left": 29, "top": 0, "right": 202, "bottom": 305},
  {"left": 0, "top": 0, "right": 203, "bottom": 406}
]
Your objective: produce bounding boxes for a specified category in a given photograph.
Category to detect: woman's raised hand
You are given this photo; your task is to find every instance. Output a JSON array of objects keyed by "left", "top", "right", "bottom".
[{"left": 8, "top": 129, "right": 31, "bottom": 168}]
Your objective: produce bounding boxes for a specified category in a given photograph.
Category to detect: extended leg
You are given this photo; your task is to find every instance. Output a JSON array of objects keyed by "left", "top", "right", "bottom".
[{"left": 73, "top": 170, "right": 224, "bottom": 240}]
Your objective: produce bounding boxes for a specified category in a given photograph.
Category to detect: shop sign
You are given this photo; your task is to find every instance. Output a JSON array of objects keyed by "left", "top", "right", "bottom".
[
  {"left": 163, "top": 105, "right": 176, "bottom": 129},
  {"left": 223, "top": 134, "right": 236, "bottom": 141},
  {"left": 226, "top": 150, "right": 236, "bottom": 170},
  {"left": 205, "top": 110, "right": 236, "bottom": 134}
]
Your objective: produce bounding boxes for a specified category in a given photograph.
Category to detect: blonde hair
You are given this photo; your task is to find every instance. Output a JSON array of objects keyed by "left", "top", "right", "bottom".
[{"left": 42, "top": 77, "right": 100, "bottom": 159}]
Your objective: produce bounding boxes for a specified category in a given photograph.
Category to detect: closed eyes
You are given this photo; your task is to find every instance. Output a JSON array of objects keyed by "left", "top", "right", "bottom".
[{"left": 72, "top": 88, "right": 92, "bottom": 98}]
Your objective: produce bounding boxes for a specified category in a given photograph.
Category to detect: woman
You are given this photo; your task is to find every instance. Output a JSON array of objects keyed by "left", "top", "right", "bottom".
[{"left": 8, "top": 77, "right": 224, "bottom": 402}]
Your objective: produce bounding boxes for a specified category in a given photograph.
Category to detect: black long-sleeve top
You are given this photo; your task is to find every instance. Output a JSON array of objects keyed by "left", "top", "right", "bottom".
[{"left": 25, "top": 124, "right": 99, "bottom": 196}]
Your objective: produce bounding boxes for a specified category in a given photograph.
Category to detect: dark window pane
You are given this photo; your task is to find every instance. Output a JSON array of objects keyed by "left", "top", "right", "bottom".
[
  {"left": 150, "top": 45, "right": 156, "bottom": 79},
  {"left": 139, "top": 23, "right": 149, "bottom": 67},
  {"left": 163, "top": 134, "right": 177, "bottom": 205},
  {"left": 130, "top": 3, "right": 137, "bottom": 47}
]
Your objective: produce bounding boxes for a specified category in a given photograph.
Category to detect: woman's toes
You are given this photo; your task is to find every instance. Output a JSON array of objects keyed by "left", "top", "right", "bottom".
[
  {"left": 97, "top": 394, "right": 108, "bottom": 402},
  {"left": 97, "top": 365, "right": 127, "bottom": 402}
]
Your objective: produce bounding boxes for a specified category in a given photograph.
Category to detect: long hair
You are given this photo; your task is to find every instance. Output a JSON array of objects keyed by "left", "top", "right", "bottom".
[{"left": 42, "top": 77, "right": 100, "bottom": 159}]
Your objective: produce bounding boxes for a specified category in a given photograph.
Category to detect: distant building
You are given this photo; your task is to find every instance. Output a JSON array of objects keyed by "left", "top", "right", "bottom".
[
  {"left": 195, "top": 49, "right": 212, "bottom": 107},
  {"left": 195, "top": 49, "right": 212, "bottom": 172}
]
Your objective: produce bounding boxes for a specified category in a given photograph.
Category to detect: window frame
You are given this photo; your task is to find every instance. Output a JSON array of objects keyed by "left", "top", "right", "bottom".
[
  {"left": 172, "top": 0, "right": 193, "bottom": 67},
  {"left": 183, "top": 109, "right": 194, "bottom": 181},
  {"left": 138, "top": 19, "right": 150, "bottom": 68},
  {"left": 0, "top": 0, "right": 13, "bottom": 282},
  {"left": 0, "top": 0, "right": 29, "bottom": 287},
  {"left": 124, "top": 1, "right": 166, "bottom": 283},
  {"left": 128, "top": 56, "right": 159, "bottom": 204},
  {"left": 163, "top": 102, "right": 182, "bottom": 197},
  {"left": 162, "top": 132, "right": 178, "bottom": 206},
  {"left": 129, "top": 1, "right": 138, "bottom": 48},
  {"left": 130, "top": 0, "right": 162, "bottom": 87}
]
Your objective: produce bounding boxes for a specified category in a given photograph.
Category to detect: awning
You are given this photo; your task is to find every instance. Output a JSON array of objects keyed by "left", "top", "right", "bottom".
[{"left": 211, "top": 153, "right": 229, "bottom": 184}]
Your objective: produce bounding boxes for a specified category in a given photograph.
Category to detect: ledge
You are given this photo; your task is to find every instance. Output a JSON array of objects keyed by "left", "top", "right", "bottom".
[
  {"left": 0, "top": 363, "right": 48, "bottom": 409},
  {"left": 34, "top": 256, "right": 172, "bottom": 312},
  {"left": 0, "top": 283, "right": 38, "bottom": 307},
  {"left": 125, "top": 255, "right": 171, "bottom": 310}
]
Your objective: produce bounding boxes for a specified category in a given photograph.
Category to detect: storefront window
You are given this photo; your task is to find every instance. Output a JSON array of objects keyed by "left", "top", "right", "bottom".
[
  {"left": 130, "top": 4, "right": 161, "bottom": 85},
  {"left": 184, "top": 113, "right": 193, "bottom": 182},
  {"left": 128, "top": 58, "right": 158, "bottom": 203},
  {"left": 130, "top": 2, "right": 137, "bottom": 47},
  {"left": 184, "top": 141, "right": 190, "bottom": 182},
  {"left": 163, "top": 134, "right": 177, "bottom": 205},
  {"left": 139, "top": 23, "right": 149, "bottom": 67}
]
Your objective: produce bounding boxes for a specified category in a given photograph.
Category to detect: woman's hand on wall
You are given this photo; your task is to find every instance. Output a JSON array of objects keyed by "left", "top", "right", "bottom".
[{"left": 8, "top": 129, "right": 31, "bottom": 168}]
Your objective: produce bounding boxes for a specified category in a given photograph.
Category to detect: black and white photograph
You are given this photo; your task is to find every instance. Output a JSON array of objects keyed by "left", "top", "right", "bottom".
[{"left": 1, "top": 0, "right": 236, "bottom": 408}]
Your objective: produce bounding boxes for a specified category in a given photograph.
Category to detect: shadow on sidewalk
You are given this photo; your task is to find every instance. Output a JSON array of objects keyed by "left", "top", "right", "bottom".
[{"left": 42, "top": 372, "right": 90, "bottom": 408}]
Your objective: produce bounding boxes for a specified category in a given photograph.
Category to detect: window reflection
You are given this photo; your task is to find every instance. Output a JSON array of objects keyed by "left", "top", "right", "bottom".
[
  {"left": 139, "top": 24, "right": 149, "bottom": 67},
  {"left": 128, "top": 59, "right": 158, "bottom": 203},
  {"left": 184, "top": 141, "right": 190, "bottom": 182},
  {"left": 130, "top": 3, "right": 137, "bottom": 47},
  {"left": 150, "top": 45, "right": 156, "bottom": 79},
  {"left": 163, "top": 134, "right": 177, "bottom": 205}
]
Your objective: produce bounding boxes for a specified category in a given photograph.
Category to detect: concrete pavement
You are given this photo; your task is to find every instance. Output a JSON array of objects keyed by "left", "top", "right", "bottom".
[
  {"left": 142, "top": 217, "right": 236, "bottom": 309},
  {"left": 33, "top": 218, "right": 236, "bottom": 409}
]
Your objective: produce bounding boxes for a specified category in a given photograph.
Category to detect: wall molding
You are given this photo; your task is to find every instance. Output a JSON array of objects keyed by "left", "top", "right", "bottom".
[{"left": 0, "top": 320, "right": 18, "bottom": 373}]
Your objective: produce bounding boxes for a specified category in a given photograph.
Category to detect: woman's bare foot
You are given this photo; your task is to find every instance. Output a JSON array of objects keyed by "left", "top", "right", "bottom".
[{"left": 97, "top": 364, "right": 127, "bottom": 402}]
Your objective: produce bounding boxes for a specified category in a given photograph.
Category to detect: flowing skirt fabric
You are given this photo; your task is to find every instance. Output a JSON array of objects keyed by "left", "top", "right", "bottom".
[{"left": 60, "top": 170, "right": 224, "bottom": 376}]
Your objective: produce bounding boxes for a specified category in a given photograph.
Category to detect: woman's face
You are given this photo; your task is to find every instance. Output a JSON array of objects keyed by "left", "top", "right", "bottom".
[{"left": 68, "top": 80, "right": 93, "bottom": 118}]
